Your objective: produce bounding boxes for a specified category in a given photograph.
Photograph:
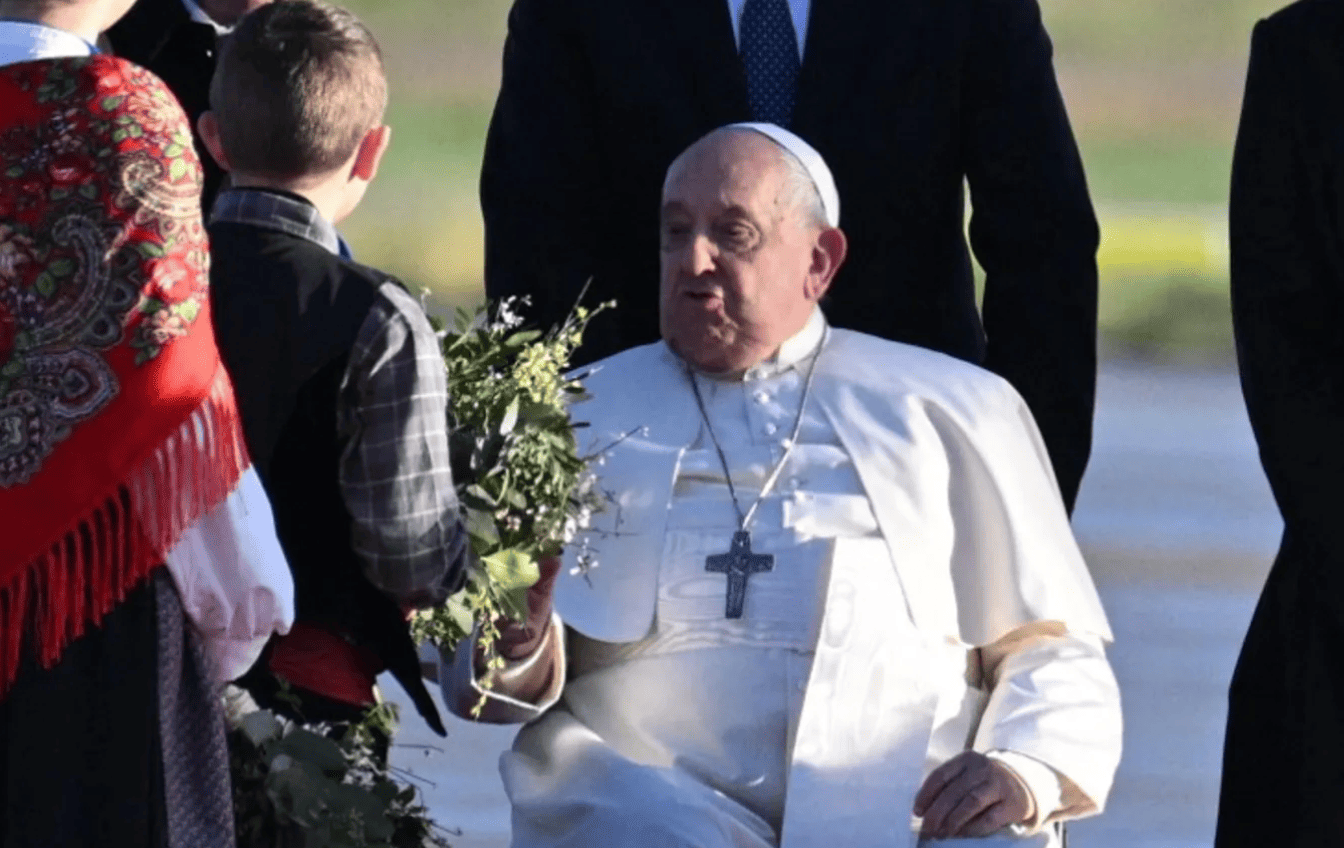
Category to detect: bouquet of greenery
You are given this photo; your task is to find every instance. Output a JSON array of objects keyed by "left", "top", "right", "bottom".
[
  {"left": 226, "top": 687, "right": 451, "bottom": 848},
  {"left": 228, "top": 296, "right": 612, "bottom": 844},
  {"left": 409, "top": 296, "right": 613, "bottom": 700}
]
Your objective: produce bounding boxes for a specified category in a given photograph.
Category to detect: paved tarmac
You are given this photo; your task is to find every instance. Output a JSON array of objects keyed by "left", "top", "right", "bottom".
[{"left": 383, "top": 361, "right": 1282, "bottom": 848}]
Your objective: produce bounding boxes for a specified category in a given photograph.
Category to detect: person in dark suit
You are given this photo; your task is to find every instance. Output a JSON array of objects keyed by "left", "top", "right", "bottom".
[
  {"left": 481, "top": 0, "right": 1099, "bottom": 510},
  {"left": 1217, "top": 2, "right": 1344, "bottom": 845},
  {"left": 105, "top": 0, "right": 269, "bottom": 211}
]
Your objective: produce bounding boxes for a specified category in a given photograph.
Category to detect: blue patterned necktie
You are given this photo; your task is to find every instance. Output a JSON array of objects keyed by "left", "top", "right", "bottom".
[{"left": 740, "top": 0, "right": 801, "bottom": 127}]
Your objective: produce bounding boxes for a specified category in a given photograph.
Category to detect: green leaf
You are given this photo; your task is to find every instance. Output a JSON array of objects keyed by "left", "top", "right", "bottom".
[
  {"left": 32, "top": 272, "right": 55, "bottom": 298},
  {"left": 110, "top": 127, "right": 129, "bottom": 143},
  {"left": 169, "top": 157, "right": 188, "bottom": 181},
  {"left": 500, "top": 585, "right": 531, "bottom": 620},
  {"left": 140, "top": 296, "right": 165, "bottom": 314},
  {"left": 47, "top": 257, "right": 74, "bottom": 278},
  {"left": 239, "top": 710, "right": 283, "bottom": 746},
  {"left": 78, "top": 183, "right": 98, "bottom": 200},
  {"left": 464, "top": 507, "right": 499, "bottom": 546},
  {"left": 504, "top": 329, "right": 542, "bottom": 348},
  {"left": 481, "top": 549, "right": 539, "bottom": 592},
  {"left": 498, "top": 396, "right": 520, "bottom": 436},
  {"left": 445, "top": 595, "right": 474, "bottom": 635},
  {"left": 4, "top": 165, "right": 22, "bottom": 178},
  {"left": 276, "top": 729, "right": 348, "bottom": 777},
  {"left": 137, "top": 241, "right": 165, "bottom": 258},
  {"left": 49, "top": 187, "right": 69, "bottom": 201},
  {"left": 462, "top": 484, "right": 497, "bottom": 509},
  {"left": 100, "top": 95, "right": 126, "bottom": 111},
  {"left": 163, "top": 143, "right": 185, "bottom": 158}
]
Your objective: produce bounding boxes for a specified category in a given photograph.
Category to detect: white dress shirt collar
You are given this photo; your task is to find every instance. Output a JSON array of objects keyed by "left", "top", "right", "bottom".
[
  {"left": 178, "top": 0, "right": 231, "bottom": 36},
  {"left": 0, "top": 21, "right": 94, "bottom": 67}
]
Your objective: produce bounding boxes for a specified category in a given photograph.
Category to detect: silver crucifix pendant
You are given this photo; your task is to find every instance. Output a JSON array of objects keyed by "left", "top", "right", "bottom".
[{"left": 705, "top": 530, "right": 775, "bottom": 619}]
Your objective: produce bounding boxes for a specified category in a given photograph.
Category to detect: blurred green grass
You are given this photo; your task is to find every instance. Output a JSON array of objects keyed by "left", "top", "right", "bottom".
[{"left": 338, "top": 0, "right": 1288, "bottom": 360}]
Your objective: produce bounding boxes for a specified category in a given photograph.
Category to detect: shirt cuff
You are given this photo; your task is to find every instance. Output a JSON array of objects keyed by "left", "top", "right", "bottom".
[
  {"left": 442, "top": 612, "right": 565, "bottom": 722},
  {"left": 985, "top": 749, "right": 1063, "bottom": 834}
]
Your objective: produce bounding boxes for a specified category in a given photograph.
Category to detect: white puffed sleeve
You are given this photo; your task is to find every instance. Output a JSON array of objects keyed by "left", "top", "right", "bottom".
[{"left": 161, "top": 467, "right": 295, "bottom": 681}]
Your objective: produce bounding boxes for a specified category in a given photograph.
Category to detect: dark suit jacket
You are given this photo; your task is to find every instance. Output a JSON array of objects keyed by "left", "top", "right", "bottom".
[
  {"left": 481, "top": 0, "right": 1099, "bottom": 509},
  {"left": 107, "top": 0, "right": 225, "bottom": 211},
  {"left": 1218, "top": 2, "right": 1344, "bottom": 845}
]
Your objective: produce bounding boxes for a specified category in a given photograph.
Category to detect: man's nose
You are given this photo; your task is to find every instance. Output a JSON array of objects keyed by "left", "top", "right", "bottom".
[{"left": 685, "top": 233, "right": 716, "bottom": 276}]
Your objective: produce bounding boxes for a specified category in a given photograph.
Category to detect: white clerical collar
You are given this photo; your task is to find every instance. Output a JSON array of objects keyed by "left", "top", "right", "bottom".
[
  {"left": 0, "top": 21, "right": 95, "bottom": 67},
  {"left": 179, "top": 0, "right": 231, "bottom": 36},
  {"left": 738, "top": 306, "right": 827, "bottom": 382}
]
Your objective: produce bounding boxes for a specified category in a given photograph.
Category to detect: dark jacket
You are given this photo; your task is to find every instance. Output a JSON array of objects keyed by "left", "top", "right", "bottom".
[
  {"left": 1218, "top": 1, "right": 1344, "bottom": 844},
  {"left": 208, "top": 219, "right": 447, "bottom": 734},
  {"left": 480, "top": 0, "right": 1099, "bottom": 509},
  {"left": 107, "top": 0, "right": 225, "bottom": 211}
]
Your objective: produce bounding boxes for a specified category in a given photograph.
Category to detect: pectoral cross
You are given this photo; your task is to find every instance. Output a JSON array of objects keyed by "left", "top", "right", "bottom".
[{"left": 705, "top": 530, "right": 774, "bottom": 619}]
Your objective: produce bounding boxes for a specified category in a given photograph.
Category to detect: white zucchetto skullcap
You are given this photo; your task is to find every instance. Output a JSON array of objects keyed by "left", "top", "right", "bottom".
[{"left": 725, "top": 122, "right": 840, "bottom": 227}]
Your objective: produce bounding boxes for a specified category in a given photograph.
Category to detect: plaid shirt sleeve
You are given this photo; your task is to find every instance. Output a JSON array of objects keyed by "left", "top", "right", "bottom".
[{"left": 337, "top": 282, "right": 469, "bottom": 608}]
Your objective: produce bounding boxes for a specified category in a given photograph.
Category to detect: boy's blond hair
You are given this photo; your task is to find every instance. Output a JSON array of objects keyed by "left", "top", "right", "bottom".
[{"left": 210, "top": 0, "right": 386, "bottom": 179}]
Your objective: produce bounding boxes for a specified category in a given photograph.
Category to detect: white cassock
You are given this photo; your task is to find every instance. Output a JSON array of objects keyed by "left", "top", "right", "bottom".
[{"left": 444, "top": 309, "right": 1121, "bottom": 848}]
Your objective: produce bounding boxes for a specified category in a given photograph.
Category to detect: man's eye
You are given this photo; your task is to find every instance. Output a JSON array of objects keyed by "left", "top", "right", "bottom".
[
  {"left": 661, "top": 224, "right": 690, "bottom": 244},
  {"left": 719, "top": 224, "right": 755, "bottom": 247}
]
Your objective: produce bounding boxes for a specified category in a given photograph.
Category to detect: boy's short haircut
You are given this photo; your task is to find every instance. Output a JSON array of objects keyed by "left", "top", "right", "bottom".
[{"left": 210, "top": 0, "right": 387, "bottom": 179}]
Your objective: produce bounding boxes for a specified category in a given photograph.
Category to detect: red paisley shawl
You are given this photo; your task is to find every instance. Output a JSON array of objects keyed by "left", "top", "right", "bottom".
[{"left": 0, "top": 56, "right": 250, "bottom": 694}]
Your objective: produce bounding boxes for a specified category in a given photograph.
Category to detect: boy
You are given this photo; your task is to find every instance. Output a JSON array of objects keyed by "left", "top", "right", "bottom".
[{"left": 199, "top": 0, "right": 469, "bottom": 736}]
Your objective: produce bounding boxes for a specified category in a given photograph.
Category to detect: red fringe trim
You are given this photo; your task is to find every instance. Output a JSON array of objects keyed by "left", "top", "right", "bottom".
[{"left": 0, "top": 365, "right": 250, "bottom": 697}]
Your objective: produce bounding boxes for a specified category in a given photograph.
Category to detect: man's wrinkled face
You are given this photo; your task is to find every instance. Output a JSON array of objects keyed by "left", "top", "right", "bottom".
[{"left": 659, "top": 133, "right": 824, "bottom": 375}]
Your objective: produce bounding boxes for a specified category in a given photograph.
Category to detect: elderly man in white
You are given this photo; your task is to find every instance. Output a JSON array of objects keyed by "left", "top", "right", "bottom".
[{"left": 444, "top": 123, "right": 1121, "bottom": 848}]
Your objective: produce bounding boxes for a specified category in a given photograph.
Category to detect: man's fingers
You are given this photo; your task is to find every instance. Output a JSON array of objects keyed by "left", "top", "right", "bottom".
[
  {"left": 913, "top": 755, "right": 970, "bottom": 814},
  {"left": 537, "top": 555, "right": 563, "bottom": 583},
  {"left": 957, "top": 799, "right": 1016, "bottom": 837},
  {"left": 921, "top": 775, "right": 1001, "bottom": 839}
]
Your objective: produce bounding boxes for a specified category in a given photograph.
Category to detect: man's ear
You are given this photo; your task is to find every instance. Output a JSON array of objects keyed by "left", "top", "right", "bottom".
[
  {"left": 196, "top": 111, "right": 231, "bottom": 171},
  {"left": 350, "top": 125, "right": 391, "bottom": 182},
  {"left": 805, "top": 226, "right": 848, "bottom": 301}
]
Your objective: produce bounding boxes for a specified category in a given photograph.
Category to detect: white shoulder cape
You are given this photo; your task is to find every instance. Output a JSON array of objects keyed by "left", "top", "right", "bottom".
[{"left": 557, "top": 330, "right": 1111, "bottom": 648}]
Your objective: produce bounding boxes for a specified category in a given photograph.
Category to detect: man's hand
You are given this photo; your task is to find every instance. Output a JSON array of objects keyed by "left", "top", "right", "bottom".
[
  {"left": 493, "top": 555, "right": 562, "bottom": 661},
  {"left": 914, "top": 752, "right": 1035, "bottom": 839}
]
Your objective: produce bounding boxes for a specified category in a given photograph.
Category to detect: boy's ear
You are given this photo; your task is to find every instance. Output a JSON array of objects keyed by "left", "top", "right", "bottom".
[
  {"left": 350, "top": 125, "right": 391, "bottom": 182},
  {"left": 197, "top": 111, "right": 231, "bottom": 171}
]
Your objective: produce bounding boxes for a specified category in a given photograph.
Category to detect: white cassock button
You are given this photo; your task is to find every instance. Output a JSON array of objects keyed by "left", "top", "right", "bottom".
[
  {"left": 754, "top": 390, "right": 770, "bottom": 404},
  {"left": 763, "top": 421, "right": 778, "bottom": 435},
  {"left": 788, "top": 477, "right": 801, "bottom": 489}
]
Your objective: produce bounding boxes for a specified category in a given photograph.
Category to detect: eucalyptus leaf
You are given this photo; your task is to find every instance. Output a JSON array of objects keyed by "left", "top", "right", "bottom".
[
  {"left": 276, "top": 729, "right": 348, "bottom": 777},
  {"left": 239, "top": 710, "right": 283, "bottom": 746},
  {"left": 498, "top": 396, "right": 520, "bottom": 436},
  {"left": 461, "top": 484, "right": 497, "bottom": 510},
  {"left": 464, "top": 507, "right": 499, "bottom": 546}
]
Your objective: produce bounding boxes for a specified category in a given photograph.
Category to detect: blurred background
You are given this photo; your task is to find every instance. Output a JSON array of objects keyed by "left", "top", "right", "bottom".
[{"left": 340, "top": 1, "right": 1291, "bottom": 846}]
